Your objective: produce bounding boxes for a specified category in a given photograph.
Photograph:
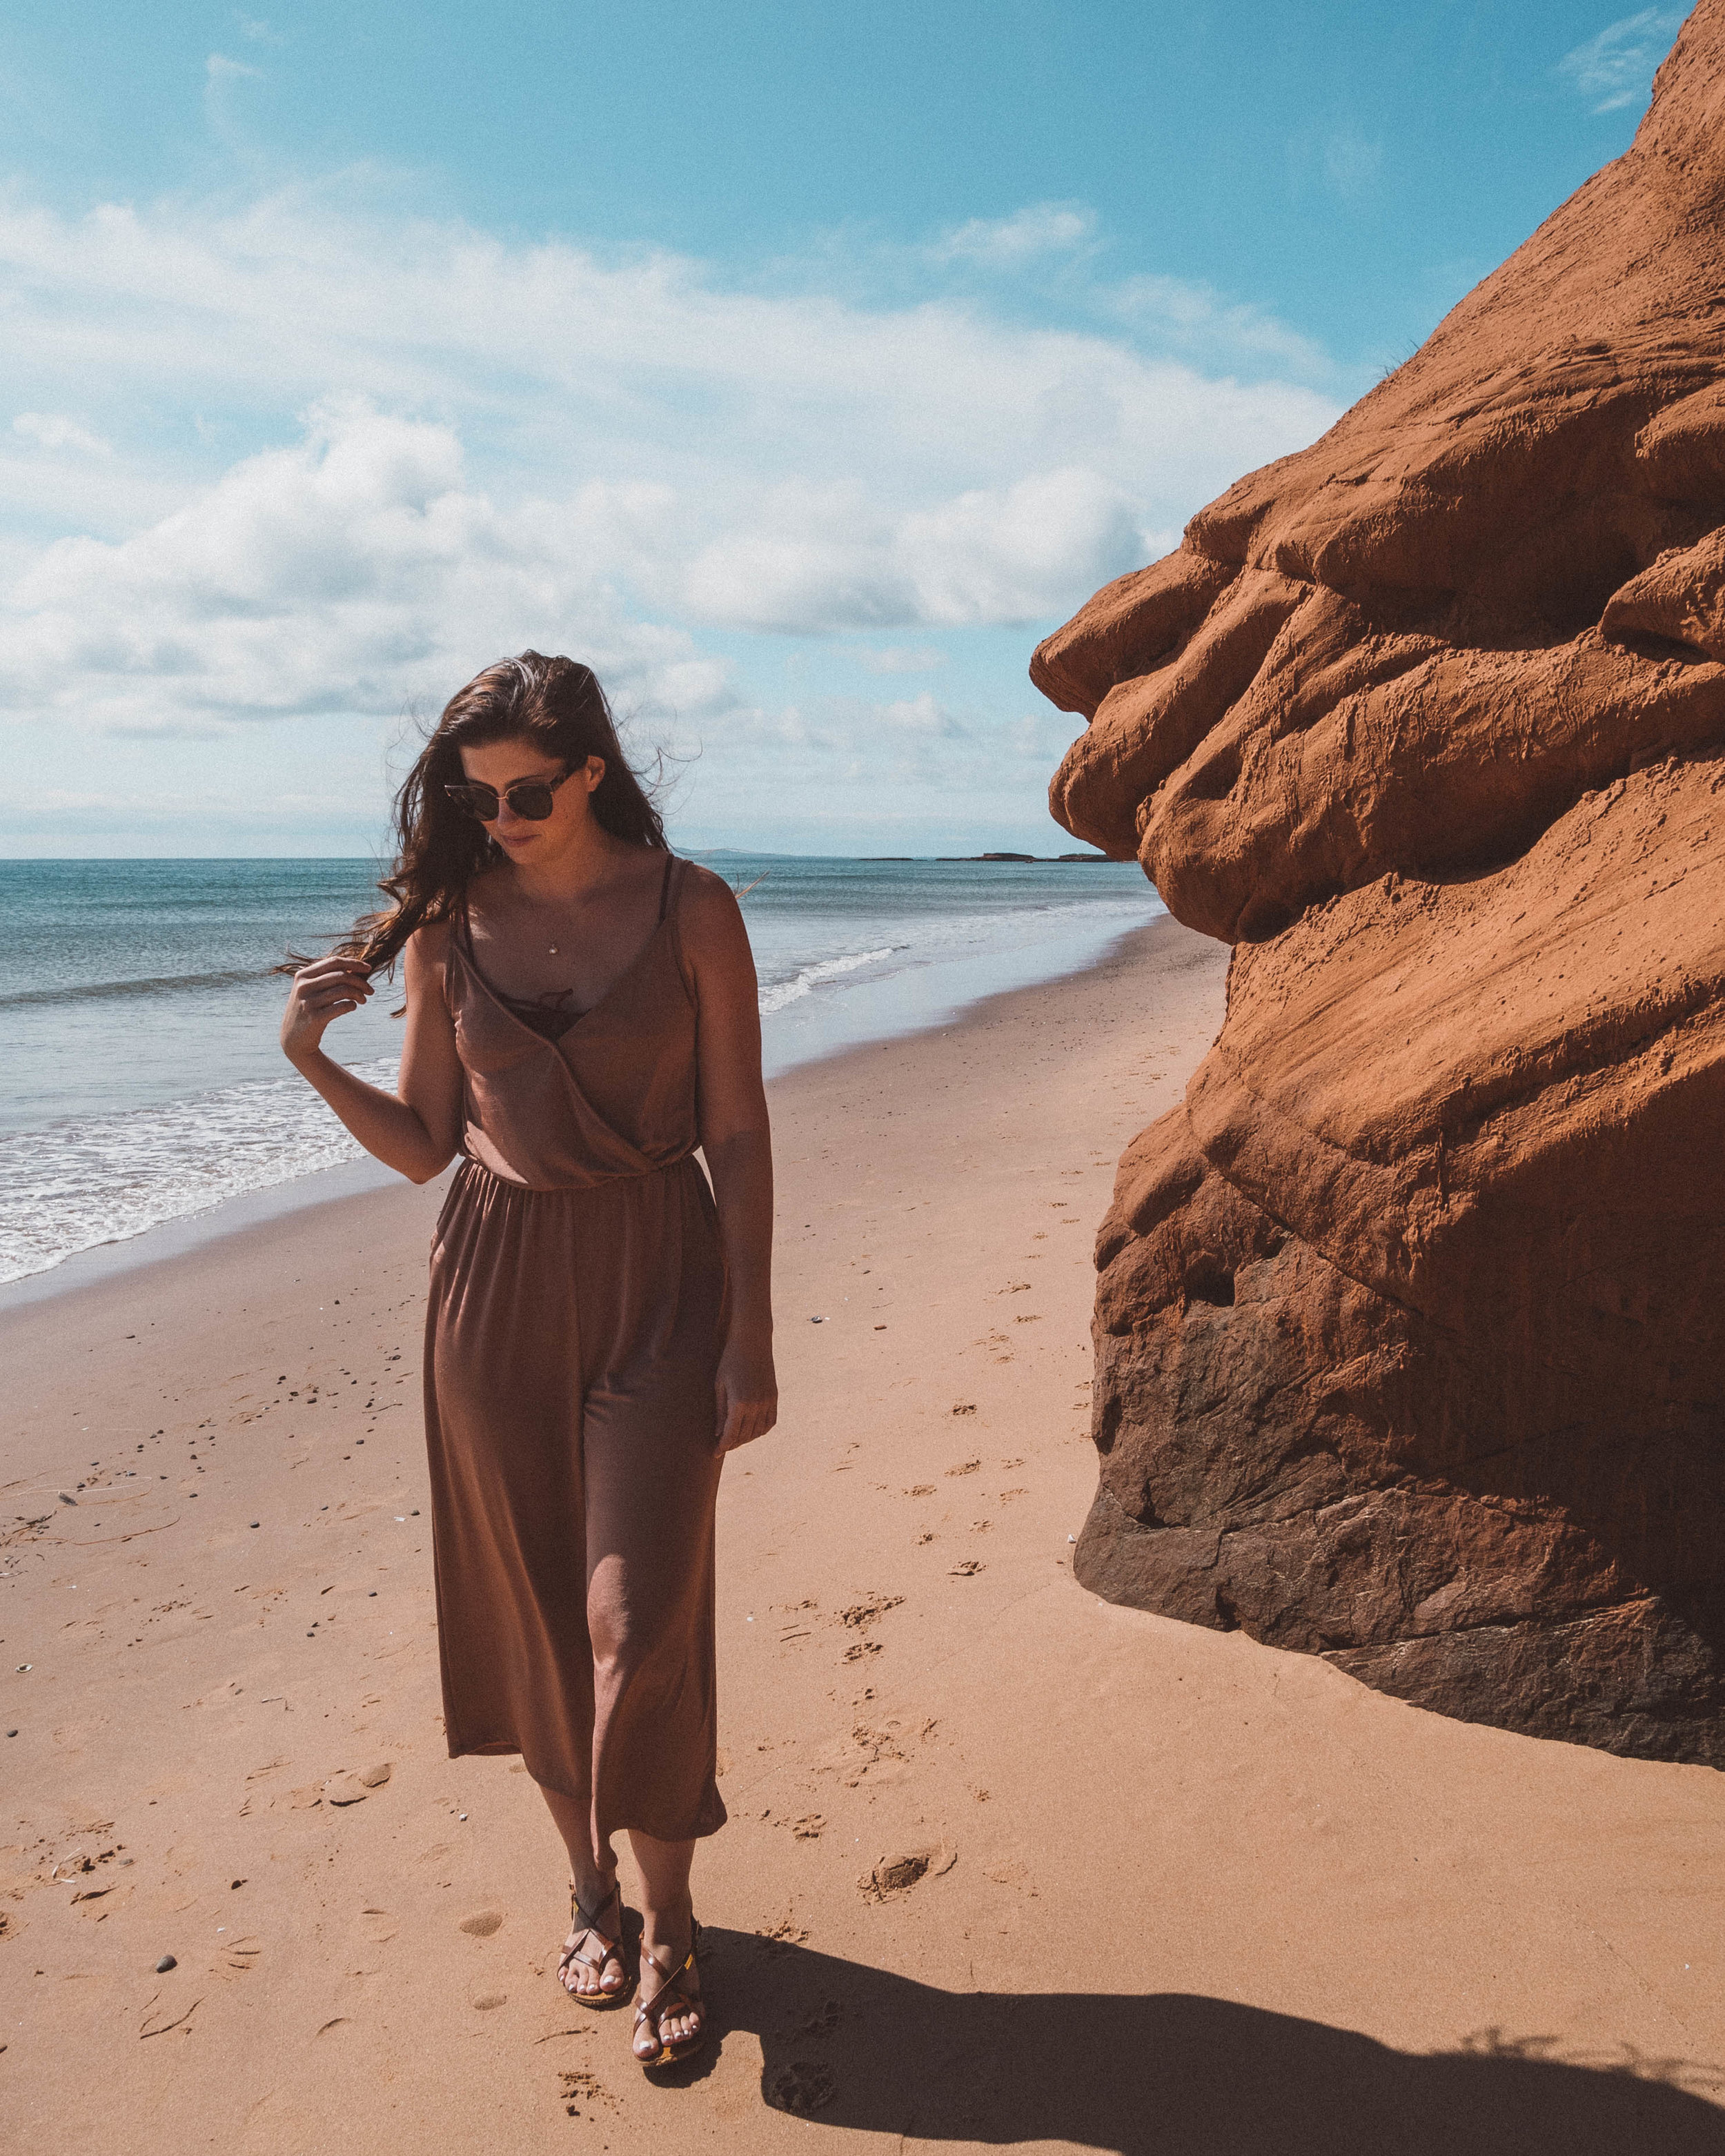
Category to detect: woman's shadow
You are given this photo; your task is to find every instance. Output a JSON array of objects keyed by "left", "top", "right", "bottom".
[{"left": 664, "top": 1929, "right": 1725, "bottom": 2155}]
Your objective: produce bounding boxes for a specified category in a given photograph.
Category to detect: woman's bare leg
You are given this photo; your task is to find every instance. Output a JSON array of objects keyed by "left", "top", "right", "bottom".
[
  {"left": 629, "top": 1828, "right": 701, "bottom": 2055},
  {"left": 539, "top": 1781, "right": 627, "bottom": 2000}
]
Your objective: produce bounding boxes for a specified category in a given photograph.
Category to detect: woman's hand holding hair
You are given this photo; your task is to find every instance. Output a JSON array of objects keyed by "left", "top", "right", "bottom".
[
  {"left": 280, "top": 955, "right": 375, "bottom": 1065},
  {"left": 277, "top": 929, "right": 463, "bottom": 1187}
]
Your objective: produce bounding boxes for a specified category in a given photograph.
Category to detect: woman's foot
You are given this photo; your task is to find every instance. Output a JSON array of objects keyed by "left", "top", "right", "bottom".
[
  {"left": 633, "top": 1917, "right": 704, "bottom": 2066},
  {"left": 559, "top": 1879, "right": 632, "bottom": 2006}
]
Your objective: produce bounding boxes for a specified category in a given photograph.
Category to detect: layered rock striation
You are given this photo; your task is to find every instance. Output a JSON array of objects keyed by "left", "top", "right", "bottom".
[{"left": 1036, "top": 4, "right": 1725, "bottom": 1762}]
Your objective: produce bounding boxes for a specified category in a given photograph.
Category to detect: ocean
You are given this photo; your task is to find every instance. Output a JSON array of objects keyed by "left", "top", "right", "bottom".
[{"left": 0, "top": 853, "right": 1163, "bottom": 1285}]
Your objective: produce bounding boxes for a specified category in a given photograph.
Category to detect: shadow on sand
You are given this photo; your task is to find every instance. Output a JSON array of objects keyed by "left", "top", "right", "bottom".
[{"left": 652, "top": 1930, "right": 1725, "bottom": 2153}]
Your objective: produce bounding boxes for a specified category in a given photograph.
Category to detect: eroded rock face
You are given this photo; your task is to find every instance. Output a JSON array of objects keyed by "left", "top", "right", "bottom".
[{"left": 1037, "top": 4, "right": 1725, "bottom": 1763}]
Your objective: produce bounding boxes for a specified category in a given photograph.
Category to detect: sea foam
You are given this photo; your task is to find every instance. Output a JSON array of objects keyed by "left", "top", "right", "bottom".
[
  {"left": 1, "top": 854, "right": 1163, "bottom": 1283},
  {"left": 0, "top": 1058, "right": 400, "bottom": 1285}
]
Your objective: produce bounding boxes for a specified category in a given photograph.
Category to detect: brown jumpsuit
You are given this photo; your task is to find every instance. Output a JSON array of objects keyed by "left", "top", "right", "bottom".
[{"left": 423, "top": 854, "right": 727, "bottom": 1845}]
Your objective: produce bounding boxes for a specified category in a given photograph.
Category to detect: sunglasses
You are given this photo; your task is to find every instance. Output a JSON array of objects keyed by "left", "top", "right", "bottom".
[{"left": 444, "top": 769, "right": 573, "bottom": 822}]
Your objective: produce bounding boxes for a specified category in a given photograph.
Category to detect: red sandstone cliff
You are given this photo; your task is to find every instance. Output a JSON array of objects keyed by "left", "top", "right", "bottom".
[{"left": 1036, "top": 3, "right": 1725, "bottom": 1763}]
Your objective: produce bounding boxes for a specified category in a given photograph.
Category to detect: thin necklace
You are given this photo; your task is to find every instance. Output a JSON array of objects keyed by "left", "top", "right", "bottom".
[{"left": 529, "top": 860, "right": 615, "bottom": 955}]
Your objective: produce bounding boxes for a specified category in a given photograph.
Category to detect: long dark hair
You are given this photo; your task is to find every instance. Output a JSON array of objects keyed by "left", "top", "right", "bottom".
[{"left": 313, "top": 653, "right": 666, "bottom": 976}]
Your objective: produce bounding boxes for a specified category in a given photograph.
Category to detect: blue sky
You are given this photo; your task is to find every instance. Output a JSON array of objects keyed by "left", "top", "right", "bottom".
[{"left": 0, "top": 2, "right": 1685, "bottom": 855}]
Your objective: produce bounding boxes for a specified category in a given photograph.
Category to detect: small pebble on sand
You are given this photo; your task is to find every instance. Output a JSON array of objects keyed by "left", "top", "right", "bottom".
[{"left": 155, "top": 1954, "right": 177, "bottom": 1973}]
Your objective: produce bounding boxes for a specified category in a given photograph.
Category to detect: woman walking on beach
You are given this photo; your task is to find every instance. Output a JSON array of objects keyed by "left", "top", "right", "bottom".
[{"left": 278, "top": 652, "right": 776, "bottom": 2069}]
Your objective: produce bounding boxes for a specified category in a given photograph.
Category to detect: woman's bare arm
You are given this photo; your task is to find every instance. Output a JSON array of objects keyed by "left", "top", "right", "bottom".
[
  {"left": 686, "top": 871, "right": 777, "bottom": 1452},
  {"left": 279, "top": 929, "right": 464, "bottom": 1185}
]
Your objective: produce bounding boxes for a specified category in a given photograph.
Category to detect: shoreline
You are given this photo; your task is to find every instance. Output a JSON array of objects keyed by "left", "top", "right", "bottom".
[
  {"left": 0, "top": 909, "right": 1166, "bottom": 1312},
  {"left": 6, "top": 909, "right": 1724, "bottom": 2153}
]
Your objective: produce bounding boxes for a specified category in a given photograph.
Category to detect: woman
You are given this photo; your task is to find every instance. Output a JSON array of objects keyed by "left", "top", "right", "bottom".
[{"left": 279, "top": 652, "right": 776, "bottom": 2070}]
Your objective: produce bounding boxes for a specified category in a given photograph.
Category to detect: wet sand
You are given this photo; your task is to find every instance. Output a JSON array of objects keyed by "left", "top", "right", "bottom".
[{"left": 3, "top": 914, "right": 1723, "bottom": 2154}]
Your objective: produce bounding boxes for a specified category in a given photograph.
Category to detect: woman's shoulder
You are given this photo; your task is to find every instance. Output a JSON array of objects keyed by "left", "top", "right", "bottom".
[
  {"left": 457, "top": 862, "right": 512, "bottom": 923},
  {"left": 675, "top": 857, "right": 741, "bottom": 907},
  {"left": 674, "top": 858, "right": 749, "bottom": 936},
  {"left": 406, "top": 913, "right": 457, "bottom": 972}
]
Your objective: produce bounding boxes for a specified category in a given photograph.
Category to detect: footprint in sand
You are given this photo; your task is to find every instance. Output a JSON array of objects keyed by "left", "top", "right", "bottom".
[
  {"left": 560, "top": 2068, "right": 620, "bottom": 2117},
  {"left": 323, "top": 1762, "right": 391, "bottom": 1806},
  {"left": 219, "top": 1937, "right": 262, "bottom": 1978},
  {"left": 284, "top": 1761, "right": 392, "bottom": 1810},
  {"left": 459, "top": 1909, "right": 504, "bottom": 1937},
  {"left": 793, "top": 1999, "right": 843, "bottom": 2039},
  {"left": 773, "top": 1998, "right": 843, "bottom": 2042},
  {"left": 859, "top": 1844, "right": 957, "bottom": 1901},
  {"left": 754, "top": 1916, "right": 809, "bottom": 1948},
  {"left": 766, "top": 2061, "right": 836, "bottom": 2116}
]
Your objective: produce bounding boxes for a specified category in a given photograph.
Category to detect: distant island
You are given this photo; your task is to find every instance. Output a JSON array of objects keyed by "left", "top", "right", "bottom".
[
  {"left": 856, "top": 851, "right": 1116, "bottom": 863},
  {"left": 701, "top": 848, "right": 1117, "bottom": 863}
]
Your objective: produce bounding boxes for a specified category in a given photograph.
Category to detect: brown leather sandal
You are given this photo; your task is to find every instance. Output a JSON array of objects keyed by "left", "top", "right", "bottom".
[
  {"left": 633, "top": 1918, "right": 705, "bottom": 2068},
  {"left": 558, "top": 1880, "right": 633, "bottom": 2008}
]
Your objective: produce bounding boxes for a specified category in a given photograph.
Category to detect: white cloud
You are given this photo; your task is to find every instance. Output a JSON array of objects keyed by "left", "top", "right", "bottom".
[
  {"left": 929, "top": 203, "right": 1097, "bottom": 267},
  {"left": 1103, "top": 275, "right": 1330, "bottom": 375},
  {"left": 1322, "top": 128, "right": 1383, "bottom": 198},
  {"left": 897, "top": 468, "right": 1146, "bottom": 626},
  {"left": 853, "top": 645, "right": 947, "bottom": 674},
  {"left": 880, "top": 691, "right": 965, "bottom": 738},
  {"left": 204, "top": 51, "right": 264, "bottom": 153},
  {"left": 2, "top": 402, "right": 729, "bottom": 733},
  {"left": 680, "top": 468, "right": 1145, "bottom": 634},
  {"left": 12, "top": 412, "right": 111, "bottom": 456},
  {"left": 0, "top": 189, "right": 1332, "bottom": 495},
  {"left": 1556, "top": 9, "right": 1685, "bottom": 113},
  {"left": 207, "top": 52, "right": 262, "bottom": 84},
  {"left": 0, "top": 182, "right": 1340, "bottom": 838},
  {"left": 660, "top": 683, "right": 1090, "bottom": 845}
]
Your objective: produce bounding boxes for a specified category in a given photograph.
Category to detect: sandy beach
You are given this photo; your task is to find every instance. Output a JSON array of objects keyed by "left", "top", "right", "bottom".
[{"left": 4, "top": 913, "right": 1723, "bottom": 2155}]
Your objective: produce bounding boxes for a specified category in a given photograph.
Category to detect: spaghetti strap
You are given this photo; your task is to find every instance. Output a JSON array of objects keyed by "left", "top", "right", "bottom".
[{"left": 658, "top": 851, "right": 676, "bottom": 922}]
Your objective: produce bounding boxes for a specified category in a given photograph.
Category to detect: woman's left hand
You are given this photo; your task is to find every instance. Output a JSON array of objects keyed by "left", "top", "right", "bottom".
[{"left": 714, "top": 1335, "right": 778, "bottom": 1452}]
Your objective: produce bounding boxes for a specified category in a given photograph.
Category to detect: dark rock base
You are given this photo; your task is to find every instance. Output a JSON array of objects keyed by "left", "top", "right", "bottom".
[{"left": 1081, "top": 1115, "right": 1725, "bottom": 1769}]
